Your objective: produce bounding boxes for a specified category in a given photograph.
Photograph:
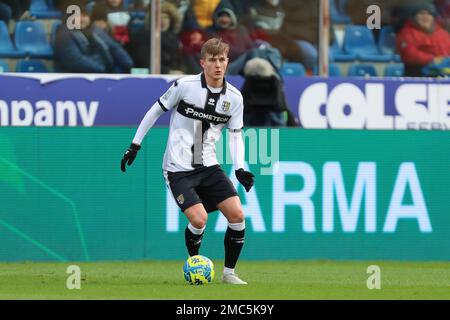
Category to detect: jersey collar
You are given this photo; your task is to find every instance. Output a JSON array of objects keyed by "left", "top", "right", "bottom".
[{"left": 201, "top": 73, "right": 227, "bottom": 95}]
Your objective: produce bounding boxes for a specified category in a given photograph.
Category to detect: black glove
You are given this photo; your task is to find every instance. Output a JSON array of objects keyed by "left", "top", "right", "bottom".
[
  {"left": 121, "top": 143, "right": 141, "bottom": 172},
  {"left": 235, "top": 168, "right": 255, "bottom": 192}
]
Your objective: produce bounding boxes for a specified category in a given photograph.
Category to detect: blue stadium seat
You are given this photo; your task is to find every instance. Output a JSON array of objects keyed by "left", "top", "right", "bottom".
[
  {"left": 343, "top": 25, "right": 391, "bottom": 62},
  {"left": 281, "top": 62, "right": 306, "bottom": 76},
  {"left": 129, "top": 18, "right": 145, "bottom": 33},
  {"left": 378, "top": 26, "right": 402, "bottom": 62},
  {"left": 0, "top": 60, "right": 9, "bottom": 72},
  {"left": 330, "top": 41, "right": 357, "bottom": 62},
  {"left": 378, "top": 26, "right": 396, "bottom": 55},
  {"left": 313, "top": 63, "right": 342, "bottom": 77},
  {"left": 30, "top": 0, "right": 62, "bottom": 19},
  {"left": 348, "top": 63, "right": 377, "bottom": 77},
  {"left": 329, "top": 63, "right": 342, "bottom": 76},
  {"left": 15, "top": 59, "right": 49, "bottom": 72},
  {"left": 0, "top": 21, "right": 26, "bottom": 58},
  {"left": 130, "top": 11, "right": 146, "bottom": 19},
  {"left": 384, "top": 63, "right": 404, "bottom": 77},
  {"left": 15, "top": 21, "right": 54, "bottom": 58}
]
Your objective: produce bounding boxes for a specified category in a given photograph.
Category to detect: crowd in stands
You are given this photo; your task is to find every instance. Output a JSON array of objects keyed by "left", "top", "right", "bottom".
[
  {"left": 0, "top": 0, "right": 449, "bottom": 77},
  {"left": 344, "top": 0, "right": 450, "bottom": 76},
  {"left": 53, "top": 5, "right": 133, "bottom": 73}
]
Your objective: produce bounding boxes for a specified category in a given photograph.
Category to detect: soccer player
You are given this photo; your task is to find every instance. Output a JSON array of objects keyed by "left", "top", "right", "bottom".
[{"left": 120, "top": 38, "right": 254, "bottom": 285}]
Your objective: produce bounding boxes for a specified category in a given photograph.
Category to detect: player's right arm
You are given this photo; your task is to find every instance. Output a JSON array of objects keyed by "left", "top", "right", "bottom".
[{"left": 121, "top": 81, "right": 181, "bottom": 172}]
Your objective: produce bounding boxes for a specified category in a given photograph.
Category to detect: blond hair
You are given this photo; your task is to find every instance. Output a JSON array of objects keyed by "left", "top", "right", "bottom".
[{"left": 200, "top": 38, "right": 230, "bottom": 59}]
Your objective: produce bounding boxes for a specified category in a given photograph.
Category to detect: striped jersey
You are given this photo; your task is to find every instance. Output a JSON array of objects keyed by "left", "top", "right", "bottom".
[{"left": 158, "top": 73, "right": 243, "bottom": 172}]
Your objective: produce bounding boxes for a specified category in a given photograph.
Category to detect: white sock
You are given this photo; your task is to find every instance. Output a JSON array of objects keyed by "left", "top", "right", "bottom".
[
  {"left": 223, "top": 266, "right": 235, "bottom": 275},
  {"left": 188, "top": 223, "right": 205, "bottom": 235},
  {"left": 228, "top": 221, "right": 245, "bottom": 231}
]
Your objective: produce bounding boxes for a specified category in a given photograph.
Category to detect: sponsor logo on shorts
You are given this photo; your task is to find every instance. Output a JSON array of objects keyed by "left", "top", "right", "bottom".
[{"left": 177, "top": 194, "right": 185, "bottom": 205}]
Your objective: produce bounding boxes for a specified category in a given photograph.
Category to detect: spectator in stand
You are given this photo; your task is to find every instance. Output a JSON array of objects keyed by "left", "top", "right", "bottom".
[
  {"left": 159, "top": 1, "right": 184, "bottom": 73},
  {"left": 226, "top": 41, "right": 283, "bottom": 76},
  {"left": 0, "top": 0, "right": 30, "bottom": 20},
  {"left": 227, "top": 0, "right": 251, "bottom": 20},
  {"left": 54, "top": 0, "right": 89, "bottom": 13},
  {"left": 128, "top": 0, "right": 150, "bottom": 11},
  {"left": 241, "top": 57, "right": 297, "bottom": 127},
  {"left": 92, "top": 0, "right": 131, "bottom": 45},
  {"left": 390, "top": 0, "right": 421, "bottom": 33},
  {"left": 54, "top": 7, "right": 133, "bottom": 73},
  {"left": 396, "top": 2, "right": 450, "bottom": 76},
  {"left": 0, "top": 1, "right": 12, "bottom": 24},
  {"left": 91, "top": 4, "right": 110, "bottom": 31},
  {"left": 180, "top": 27, "right": 209, "bottom": 73},
  {"left": 279, "top": 0, "right": 322, "bottom": 73},
  {"left": 177, "top": 0, "right": 233, "bottom": 72},
  {"left": 206, "top": 5, "right": 255, "bottom": 62},
  {"left": 182, "top": 0, "right": 233, "bottom": 30},
  {"left": 128, "top": 1, "right": 185, "bottom": 74},
  {"left": 245, "top": 0, "right": 285, "bottom": 39},
  {"left": 245, "top": 0, "right": 306, "bottom": 70},
  {"left": 165, "top": 0, "right": 191, "bottom": 28},
  {"left": 189, "top": 0, "right": 221, "bottom": 28}
]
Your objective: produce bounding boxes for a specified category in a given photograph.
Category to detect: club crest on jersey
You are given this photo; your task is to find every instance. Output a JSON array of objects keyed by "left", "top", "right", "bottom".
[
  {"left": 222, "top": 101, "right": 231, "bottom": 112},
  {"left": 208, "top": 98, "right": 216, "bottom": 106},
  {"left": 177, "top": 194, "right": 185, "bottom": 205}
]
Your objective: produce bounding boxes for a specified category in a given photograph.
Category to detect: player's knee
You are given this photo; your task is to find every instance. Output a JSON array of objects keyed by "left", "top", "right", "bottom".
[
  {"left": 228, "top": 208, "right": 244, "bottom": 223},
  {"left": 190, "top": 212, "right": 208, "bottom": 229}
]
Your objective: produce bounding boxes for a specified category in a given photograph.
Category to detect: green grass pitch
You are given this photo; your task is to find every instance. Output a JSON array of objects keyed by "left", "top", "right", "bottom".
[{"left": 0, "top": 260, "right": 449, "bottom": 299}]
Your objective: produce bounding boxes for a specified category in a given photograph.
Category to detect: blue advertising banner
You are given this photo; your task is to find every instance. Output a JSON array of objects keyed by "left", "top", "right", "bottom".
[{"left": 0, "top": 74, "right": 448, "bottom": 129}]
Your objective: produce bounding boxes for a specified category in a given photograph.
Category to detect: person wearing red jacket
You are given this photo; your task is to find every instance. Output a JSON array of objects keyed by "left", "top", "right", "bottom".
[{"left": 396, "top": 3, "right": 450, "bottom": 76}]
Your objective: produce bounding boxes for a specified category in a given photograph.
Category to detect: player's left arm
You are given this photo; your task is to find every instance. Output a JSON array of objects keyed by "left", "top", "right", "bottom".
[{"left": 228, "top": 97, "right": 254, "bottom": 192}]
